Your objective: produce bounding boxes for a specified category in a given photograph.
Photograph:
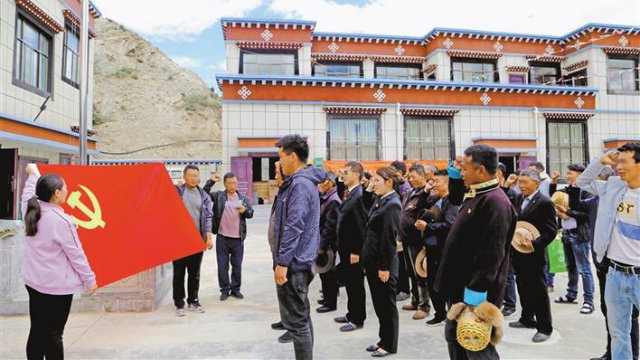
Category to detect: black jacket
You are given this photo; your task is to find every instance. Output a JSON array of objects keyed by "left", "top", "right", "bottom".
[
  {"left": 424, "top": 195, "right": 459, "bottom": 248},
  {"left": 360, "top": 192, "right": 403, "bottom": 271},
  {"left": 550, "top": 183, "right": 592, "bottom": 243},
  {"left": 400, "top": 187, "right": 438, "bottom": 247},
  {"left": 205, "top": 183, "right": 254, "bottom": 240},
  {"left": 336, "top": 185, "right": 369, "bottom": 258},
  {"left": 320, "top": 187, "right": 341, "bottom": 251},
  {"left": 436, "top": 179, "right": 518, "bottom": 307},
  {"left": 511, "top": 191, "right": 558, "bottom": 262}
]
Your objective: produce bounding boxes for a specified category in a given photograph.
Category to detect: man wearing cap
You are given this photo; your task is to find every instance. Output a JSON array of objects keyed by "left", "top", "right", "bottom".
[
  {"left": 436, "top": 145, "right": 518, "bottom": 359},
  {"left": 316, "top": 171, "right": 341, "bottom": 313},
  {"left": 507, "top": 169, "right": 558, "bottom": 343}
]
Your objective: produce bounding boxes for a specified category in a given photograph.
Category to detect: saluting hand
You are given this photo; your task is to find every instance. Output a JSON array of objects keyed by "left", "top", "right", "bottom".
[{"left": 600, "top": 151, "right": 619, "bottom": 166}]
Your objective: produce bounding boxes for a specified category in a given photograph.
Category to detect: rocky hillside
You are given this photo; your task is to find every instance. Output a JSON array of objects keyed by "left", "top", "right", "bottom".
[{"left": 91, "top": 18, "right": 221, "bottom": 160}]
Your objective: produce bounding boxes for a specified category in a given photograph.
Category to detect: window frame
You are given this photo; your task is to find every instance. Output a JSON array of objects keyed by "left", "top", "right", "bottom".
[
  {"left": 606, "top": 54, "right": 639, "bottom": 95},
  {"left": 450, "top": 57, "right": 498, "bottom": 83},
  {"left": 61, "top": 20, "right": 80, "bottom": 88},
  {"left": 374, "top": 62, "right": 423, "bottom": 80},
  {"left": 545, "top": 119, "right": 590, "bottom": 176},
  {"left": 313, "top": 61, "right": 362, "bottom": 78},
  {"left": 239, "top": 49, "right": 298, "bottom": 76},
  {"left": 403, "top": 116, "right": 455, "bottom": 160},
  {"left": 12, "top": 7, "right": 55, "bottom": 98},
  {"left": 563, "top": 68, "right": 588, "bottom": 87},
  {"left": 528, "top": 61, "right": 561, "bottom": 86},
  {"left": 326, "top": 114, "right": 381, "bottom": 161}
]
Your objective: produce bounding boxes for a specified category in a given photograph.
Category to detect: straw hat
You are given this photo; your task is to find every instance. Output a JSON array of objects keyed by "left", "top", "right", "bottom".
[
  {"left": 511, "top": 221, "right": 539, "bottom": 254},
  {"left": 415, "top": 247, "right": 428, "bottom": 278},
  {"left": 551, "top": 191, "right": 569, "bottom": 209}
]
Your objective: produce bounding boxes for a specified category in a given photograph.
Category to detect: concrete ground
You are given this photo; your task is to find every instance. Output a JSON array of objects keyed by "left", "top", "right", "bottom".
[{"left": 1, "top": 205, "right": 610, "bottom": 359}]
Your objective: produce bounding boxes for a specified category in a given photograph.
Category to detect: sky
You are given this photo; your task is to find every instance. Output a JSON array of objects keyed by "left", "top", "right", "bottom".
[{"left": 92, "top": 0, "right": 640, "bottom": 91}]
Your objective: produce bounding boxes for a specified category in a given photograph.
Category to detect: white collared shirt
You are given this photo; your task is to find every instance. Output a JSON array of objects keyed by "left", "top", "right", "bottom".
[{"left": 521, "top": 190, "right": 539, "bottom": 211}]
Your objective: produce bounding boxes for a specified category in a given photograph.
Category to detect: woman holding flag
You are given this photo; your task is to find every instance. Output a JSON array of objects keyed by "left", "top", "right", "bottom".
[{"left": 21, "top": 163, "right": 97, "bottom": 360}]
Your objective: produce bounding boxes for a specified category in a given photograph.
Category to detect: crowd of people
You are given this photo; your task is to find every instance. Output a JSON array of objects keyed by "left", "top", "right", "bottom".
[{"left": 18, "top": 135, "right": 640, "bottom": 360}]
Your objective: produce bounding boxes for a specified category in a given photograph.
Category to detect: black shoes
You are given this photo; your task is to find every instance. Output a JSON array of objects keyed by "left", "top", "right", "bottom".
[
  {"left": 271, "top": 321, "right": 285, "bottom": 330},
  {"left": 316, "top": 305, "right": 337, "bottom": 313}
]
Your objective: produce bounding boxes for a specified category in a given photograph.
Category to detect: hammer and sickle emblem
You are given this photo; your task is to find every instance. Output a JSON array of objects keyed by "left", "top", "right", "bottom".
[{"left": 67, "top": 185, "right": 106, "bottom": 230}]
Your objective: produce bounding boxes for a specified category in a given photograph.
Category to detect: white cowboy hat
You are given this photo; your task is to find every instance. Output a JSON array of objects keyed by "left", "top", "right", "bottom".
[{"left": 511, "top": 221, "right": 540, "bottom": 254}]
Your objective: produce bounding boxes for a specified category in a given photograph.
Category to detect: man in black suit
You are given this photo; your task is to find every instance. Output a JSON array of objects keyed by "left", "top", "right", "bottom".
[
  {"left": 507, "top": 169, "right": 558, "bottom": 343},
  {"left": 334, "top": 161, "right": 369, "bottom": 332}
]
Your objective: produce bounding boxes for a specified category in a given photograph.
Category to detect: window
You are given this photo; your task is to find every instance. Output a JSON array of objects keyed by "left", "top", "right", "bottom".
[
  {"left": 563, "top": 69, "right": 588, "bottom": 87},
  {"left": 451, "top": 59, "right": 497, "bottom": 83},
  {"left": 314, "top": 62, "right": 361, "bottom": 78},
  {"left": 241, "top": 51, "right": 295, "bottom": 75},
  {"left": 328, "top": 117, "right": 379, "bottom": 160},
  {"left": 547, "top": 120, "right": 588, "bottom": 176},
  {"left": 607, "top": 56, "right": 639, "bottom": 94},
  {"left": 529, "top": 62, "right": 560, "bottom": 86},
  {"left": 376, "top": 64, "right": 421, "bottom": 80},
  {"left": 62, "top": 22, "right": 79, "bottom": 87},
  {"left": 404, "top": 117, "right": 453, "bottom": 160},
  {"left": 13, "top": 14, "right": 52, "bottom": 96},
  {"left": 508, "top": 74, "right": 526, "bottom": 84}
]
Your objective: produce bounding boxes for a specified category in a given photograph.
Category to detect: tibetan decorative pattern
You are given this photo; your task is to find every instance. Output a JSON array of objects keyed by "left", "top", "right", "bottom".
[
  {"left": 619, "top": 36, "right": 629, "bottom": 47},
  {"left": 400, "top": 108, "right": 460, "bottom": 116},
  {"left": 328, "top": 42, "right": 339, "bottom": 53},
  {"left": 480, "top": 93, "right": 491, "bottom": 106},
  {"left": 545, "top": 44, "right": 555, "bottom": 55},
  {"left": 563, "top": 60, "right": 588, "bottom": 72},
  {"left": 62, "top": 9, "right": 97, "bottom": 38},
  {"left": 526, "top": 54, "right": 565, "bottom": 63},
  {"left": 15, "top": 0, "right": 64, "bottom": 33},
  {"left": 394, "top": 45, "right": 406, "bottom": 56},
  {"left": 574, "top": 97, "right": 585, "bottom": 109},
  {"left": 448, "top": 50, "right": 502, "bottom": 60},
  {"left": 543, "top": 112, "right": 595, "bottom": 120},
  {"left": 423, "top": 64, "right": 437, "bottom": 75},
  {"left": 602, "top": 46, "right": 640, "bottom": 55},
  {"left": 493, "top": 41, "right": 503, "bottom": 53},
  {"left": 237, "top": 86, "right": 252, "bottom": 100},
  {"left": 373, "top": 89, "right": 386, "bottom": 103},
  {"left": 323, "top": 107, "right": 387, "bottom": 115},
  {"left": 236, "top": 41, "right": 303, "bottom": 50},
  {"left": 443, "top": 38, "right": 454, "bottom": 49},
  {"left": 261, "top": 29, "right": 274, "bottom": 41},
  {"left": 505, "top": 66, "right": 530, "bottom": 73}
]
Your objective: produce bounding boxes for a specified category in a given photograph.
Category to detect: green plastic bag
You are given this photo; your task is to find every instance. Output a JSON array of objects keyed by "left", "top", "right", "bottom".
[{"left": 548, "top": 232, "right": 566, "bottom": 274}]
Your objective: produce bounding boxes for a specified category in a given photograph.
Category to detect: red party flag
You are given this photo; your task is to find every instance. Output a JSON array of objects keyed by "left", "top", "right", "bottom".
[{"left": 37, "top": 163, "right": 206, "bottom": 287}]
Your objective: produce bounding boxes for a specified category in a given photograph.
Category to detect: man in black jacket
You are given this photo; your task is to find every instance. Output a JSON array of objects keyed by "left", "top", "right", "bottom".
[
  {"left": 550, "top": 164, "right": 596, "bottom": 315},
  {"left": 498, "top": 163, "right": 519, "bottom": 318},
  {"left": 416, "top": 168, "right": 459, "bottom": 326},
  {"left": 399, "top": 164, "right": 438, "bottom": 320},
  {"left": 316, "top": 171, "right": 341, "bottom": 313},
  {"left": 334, "top": 161, "right": 369, "bottom": 332},
  {"left": 208, "top": 173, "right": 254, "bottom": 300},
  {"left": 436, "top": 146, "right": 517, "bottom": 360},
  {"left": 507, "top": 169, "right": 558, "bottom": 343}
]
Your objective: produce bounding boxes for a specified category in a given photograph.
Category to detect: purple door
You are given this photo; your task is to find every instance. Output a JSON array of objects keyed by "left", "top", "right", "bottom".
[
  {"left": 231, "top": 156, "right": 253, "bottom": 204},
  {"left": 518, "top": 156, "right": 537, "bottom": 170}
]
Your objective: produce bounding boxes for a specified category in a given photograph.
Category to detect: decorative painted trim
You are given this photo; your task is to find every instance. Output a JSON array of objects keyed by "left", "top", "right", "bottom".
[
  {"left": 526, "top": 54, "right": 565, "bottom": 62},
  {"left": 563, "top": 60, "right": 589, "bottom": 72},
  {"left": 312, "top": 53, "right": 367, "bottom": 62},
  {"left": 15, "top": 0, "right": 64, "bottom": 33},
  {"left": 323, "top": 106, "right": 387, "bottom": 115},
  {"left": 62, "top": 9, "right": 97, "bottom": 38},
  {"left": 423, "top": 64, "right": 437, "bottom": 75},
  {"left": 91, "top": 159, "right": 222, "bottom": 165},
  {"left": 216, "top": 75, "right": 599, "bottom": 96},
  {"left": 602, "top": 137, "right": 640, "bottom": 142},
  {"left": 448, "top": 50, "right": 502, "bottom": 60},
  {"left": 235, "top": 41, "right": 303, "bottom": 49},
  {"left": 312, "top": 33, "right": 424, "bottom": 45},
  {"left": 400, "top": 108, "right": 459, "bottom": 116},
  {"left": 505, "top": 66, "right": 530, "bottom": 73},
  {"left": 602, "top": 46, "right": 640, "bottom": 55},
  {"left": 542, "top": 111, "right": 595, "bottom": 120},
  {"left": 370, "top": 55, "right": 425, "bottom": 64}
]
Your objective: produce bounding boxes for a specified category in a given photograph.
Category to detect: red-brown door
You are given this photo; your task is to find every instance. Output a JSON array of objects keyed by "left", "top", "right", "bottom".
[{"left": 231, "top": 156, "right": 253, "bottom": 204}]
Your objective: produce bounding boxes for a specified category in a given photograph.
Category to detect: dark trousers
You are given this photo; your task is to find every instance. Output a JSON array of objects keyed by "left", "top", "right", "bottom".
[
  {"left": 445, "top": 319, "right": 499, "bottom": 360},
  {"left": 426, "top": 244, "right": 447, "bottom": 320},
  {"left": 396, "top": 250, "right": 410, "bottom": 295},
  {"left": 596, "top": 263, "right": 639, "bottom": 360},
  {"left": 365, "top": 264, "right": 399, "bottom": 354},
  {"left": 513, "top": 254, "right": 553, "bottom": 335},
  {"left": 503, "top": 262, "right": 517, "bottom": 311},
  {"left": 277, "top": 270, "right": 314, "bottom": 360},
  {"left": 341, "top": 260, "right": 367, "bottom": 325},
  {"left": 26, "top": 285, "right": 73, "bottom": 360},
  {"left": 172, "top": 251, "right": 204, "bottom": 308},
  {"left": 319, "top": 268, "right": 339, "bottom": 309},
  {"left": 404, "top": 243, "right": 430, "bottom": 312},
  {"left": 216, "top": 235, "right": 244, "bottom": 295}
]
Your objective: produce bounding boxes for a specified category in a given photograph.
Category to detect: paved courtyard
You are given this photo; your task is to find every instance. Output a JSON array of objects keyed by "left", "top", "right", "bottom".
[{"left": 1, "top": 205, "right": 609, "bottom": 359}]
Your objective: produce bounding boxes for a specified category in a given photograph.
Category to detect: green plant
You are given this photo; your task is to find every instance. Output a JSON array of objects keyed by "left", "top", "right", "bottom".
[
  {"left": 184, "top": 94, "right": 220, "bottom": 112},
  {"left": 136, "top": 58, "right": 144, "bottom": 63},
  {"left": 112, "top": 67, "right": 139, "bottom": 79},
  {"left": 92, "top": 111, "right": 110, "bottom": 125}
]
